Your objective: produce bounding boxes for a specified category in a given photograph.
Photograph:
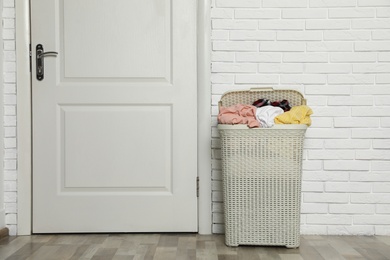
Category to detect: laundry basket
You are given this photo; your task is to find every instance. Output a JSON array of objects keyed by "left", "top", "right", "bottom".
[{"left": 218, "top": 88, "right": 307, "bottom": 248}]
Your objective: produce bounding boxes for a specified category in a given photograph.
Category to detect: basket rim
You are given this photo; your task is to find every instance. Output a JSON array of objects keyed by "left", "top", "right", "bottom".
[
  {"left": 220, "top": 87, "right": 305, "bottom": 101},
  {"left": 217, "top": 124, "right": 308, "bottom": 130}
]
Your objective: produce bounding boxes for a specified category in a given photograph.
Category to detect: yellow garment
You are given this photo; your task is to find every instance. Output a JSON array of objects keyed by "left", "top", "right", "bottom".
[{"left": 274, "top": 105, "right": 313, "bottom": 126}]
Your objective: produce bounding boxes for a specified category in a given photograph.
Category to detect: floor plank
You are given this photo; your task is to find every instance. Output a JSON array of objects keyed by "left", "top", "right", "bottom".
[{"left": 1, "top": 234, "right": 390, "bottom": 260}]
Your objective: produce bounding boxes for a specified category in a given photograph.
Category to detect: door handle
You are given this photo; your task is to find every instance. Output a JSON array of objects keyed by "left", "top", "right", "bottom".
[{"left": 36, "top": 44, "right": 58, "bottom": 81}]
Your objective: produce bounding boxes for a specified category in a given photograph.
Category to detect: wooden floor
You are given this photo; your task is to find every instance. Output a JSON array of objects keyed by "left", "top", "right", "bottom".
[{"left": 1, "top": 234, "right": 390, "bottom": 260}]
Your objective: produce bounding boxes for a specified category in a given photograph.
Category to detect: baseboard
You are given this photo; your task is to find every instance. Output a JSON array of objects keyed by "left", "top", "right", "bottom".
[{"left": 0, "top": 227, "right": 9, "bottom": 240}]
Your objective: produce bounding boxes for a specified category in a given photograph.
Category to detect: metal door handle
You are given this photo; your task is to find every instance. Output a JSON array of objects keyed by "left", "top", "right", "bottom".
[
  {"left": 37, "top": 51, "right": 58, "bottom": 59},
  {"left": 36, "top": 44, "right": 58, "bottom": 81}
]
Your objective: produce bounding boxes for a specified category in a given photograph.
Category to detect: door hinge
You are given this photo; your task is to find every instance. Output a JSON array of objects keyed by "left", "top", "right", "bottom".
[
  {"left": 29, "top": 44, "right": 32, "bottom": 72},
  {"left": 196, "top": 177, "right": 199, "bottom": 197}
]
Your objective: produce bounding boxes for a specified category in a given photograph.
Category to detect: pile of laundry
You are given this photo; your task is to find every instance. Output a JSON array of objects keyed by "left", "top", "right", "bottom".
[{"left": 218, "top": 99, "right": 313, "bottom": 128}]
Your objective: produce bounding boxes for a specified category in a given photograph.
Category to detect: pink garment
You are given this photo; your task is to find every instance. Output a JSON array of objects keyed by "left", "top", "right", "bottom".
[{"left": 218, "top": 104, "right": 260, "bottom": 128}]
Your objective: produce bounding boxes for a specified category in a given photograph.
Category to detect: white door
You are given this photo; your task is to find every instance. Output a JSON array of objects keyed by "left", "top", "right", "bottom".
[{"left": 31, "top": 0, "right": 198, "bottom": 233}]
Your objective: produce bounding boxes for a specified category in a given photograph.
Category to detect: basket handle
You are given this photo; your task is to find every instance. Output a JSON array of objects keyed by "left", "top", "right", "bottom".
[{"left": 249, "top": 87, "right": 274, "bottom": 92}]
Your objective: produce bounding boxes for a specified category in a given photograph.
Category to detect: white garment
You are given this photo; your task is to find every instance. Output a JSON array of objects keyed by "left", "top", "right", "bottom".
[{"left": 256, "top": 106, "right": 284, "bottom": 128}]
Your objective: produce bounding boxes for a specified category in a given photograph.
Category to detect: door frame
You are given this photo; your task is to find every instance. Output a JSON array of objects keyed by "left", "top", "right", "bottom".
[{"left": 16, "top": 0, "right": 212, "bottom": 235}]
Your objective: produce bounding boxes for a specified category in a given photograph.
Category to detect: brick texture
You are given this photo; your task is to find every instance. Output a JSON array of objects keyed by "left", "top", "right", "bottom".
[
  {"left": 211, "top": 0, "right": 390, "bottom": 235},
  {"left": 2, "top": 0, "right": 17, "bottom": 236},
  {"left": 3, "top": 0, "right": 390, "bottom": 236}
]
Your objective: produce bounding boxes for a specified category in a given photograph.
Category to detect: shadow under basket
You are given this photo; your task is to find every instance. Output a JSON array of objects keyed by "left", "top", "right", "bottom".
[{"left": 218, "top": 88, "right": 308, "bottom": 248}]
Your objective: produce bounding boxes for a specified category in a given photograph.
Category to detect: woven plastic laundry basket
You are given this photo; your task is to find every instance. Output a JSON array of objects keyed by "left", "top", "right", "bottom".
[{"left": 218, "top": 88, "right": 307, "bottom": 248}]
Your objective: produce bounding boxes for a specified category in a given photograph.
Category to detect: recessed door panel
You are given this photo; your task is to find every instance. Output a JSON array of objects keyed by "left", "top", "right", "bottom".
[
  {"left": 62, "top": 0, "right": 171, "bottom": 80},
  {"left": 60, "top": 105, "right": 172, "bottom": 191}
]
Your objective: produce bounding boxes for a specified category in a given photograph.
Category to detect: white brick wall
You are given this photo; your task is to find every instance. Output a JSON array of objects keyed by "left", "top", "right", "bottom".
[
  {"left": 2, "top": 0, "right": 390, "bottom": 236},
  {"left": 2, "top": 0, "right": 17, "bottom": 235},
  {"left": 211, "top": 0, "right": 390, "bottom": 235}
]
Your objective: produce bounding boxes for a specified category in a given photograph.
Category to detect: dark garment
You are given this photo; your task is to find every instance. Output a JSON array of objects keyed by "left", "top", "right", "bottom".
[
  {"left": 271, "top": 100, "right": 291, "bottom": 112},
  {"left": 253, "top": 99, "right": 291, "bottom": 112},
  {"left": 252, "top": 98, "right": 271, "bottom": 108}
]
